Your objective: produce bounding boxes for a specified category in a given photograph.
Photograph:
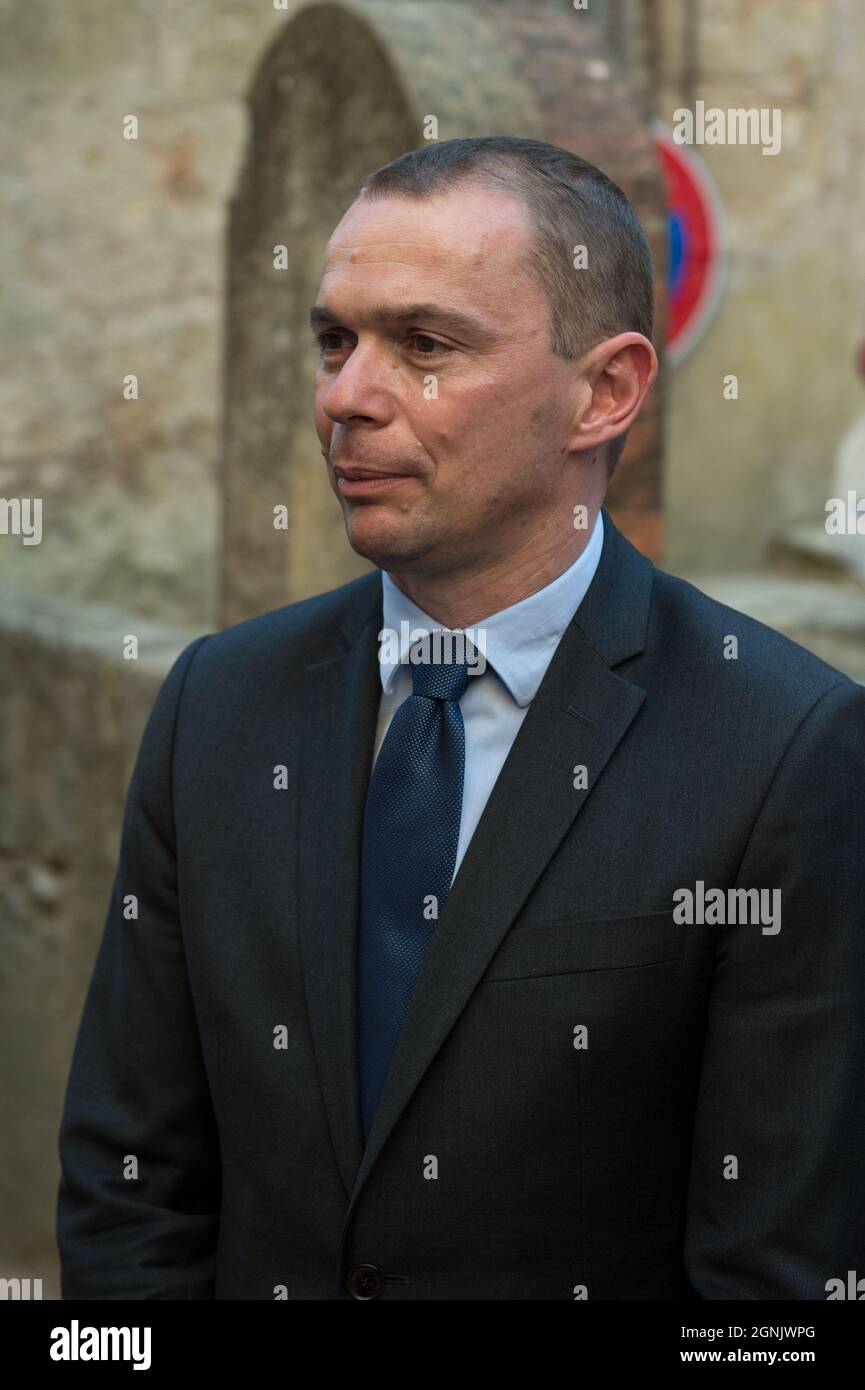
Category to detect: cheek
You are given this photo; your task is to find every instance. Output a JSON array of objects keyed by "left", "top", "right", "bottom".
[
  {"left": 414, "top": 379, "right": 485, "bottom": 445},
  {"left": 418, "top": 399, "right": 508, "bottom": 473}
]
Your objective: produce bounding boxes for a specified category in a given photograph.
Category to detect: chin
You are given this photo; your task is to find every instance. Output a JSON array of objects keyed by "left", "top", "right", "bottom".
[{"left": 344, "top": 513, "right": 425, "bottom": 570}]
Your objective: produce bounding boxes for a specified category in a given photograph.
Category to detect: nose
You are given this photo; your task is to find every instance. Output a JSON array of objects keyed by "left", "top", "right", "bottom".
[{"left": 320, "top": 341, "right": 396, "bottom": 428}]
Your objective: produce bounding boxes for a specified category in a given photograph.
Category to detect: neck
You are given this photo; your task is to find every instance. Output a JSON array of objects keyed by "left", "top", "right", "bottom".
[{"left": 386, "top": 505, "right": 601, "bottom": 630}]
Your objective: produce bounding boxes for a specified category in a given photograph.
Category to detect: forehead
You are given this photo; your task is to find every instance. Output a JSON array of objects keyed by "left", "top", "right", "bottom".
[{"left": 318, "top": 184, "right": 538, "bottom": 316}]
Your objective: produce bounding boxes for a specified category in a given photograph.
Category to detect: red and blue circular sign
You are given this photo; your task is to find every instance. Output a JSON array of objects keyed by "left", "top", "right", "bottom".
[{"left": 654, "top": 121, "right": 727, "bottom": 365}]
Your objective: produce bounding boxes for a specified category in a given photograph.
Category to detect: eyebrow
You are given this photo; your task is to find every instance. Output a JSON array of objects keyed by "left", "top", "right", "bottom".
[{"left": 308, "top": 301, "right": 498, "bottom": 342}]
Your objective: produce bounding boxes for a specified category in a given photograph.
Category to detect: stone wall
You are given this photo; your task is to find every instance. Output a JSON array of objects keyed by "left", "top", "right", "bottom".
[{"left": 1, "top": 0, "right": 280, "bottom": 629}]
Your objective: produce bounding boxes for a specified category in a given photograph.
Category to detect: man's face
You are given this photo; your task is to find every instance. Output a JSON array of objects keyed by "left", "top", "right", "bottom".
[{"left": 311, "top": 183, "right": 588, "bottom": 578}]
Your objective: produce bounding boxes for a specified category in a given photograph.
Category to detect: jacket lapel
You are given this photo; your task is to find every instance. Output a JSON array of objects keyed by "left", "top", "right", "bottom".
[{"left": 342, "top": 508, "right": 656, "bottom": 1212}]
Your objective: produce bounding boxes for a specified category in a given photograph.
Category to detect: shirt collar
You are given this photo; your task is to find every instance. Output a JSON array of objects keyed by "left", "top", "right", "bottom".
[{"left": 377, "top": 508, "right": 604, "bottom": 707}]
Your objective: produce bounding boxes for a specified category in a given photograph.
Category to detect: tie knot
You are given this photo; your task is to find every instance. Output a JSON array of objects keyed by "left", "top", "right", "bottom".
[{"left": 410, "top": 644, "right": 473, "bottom": 702}]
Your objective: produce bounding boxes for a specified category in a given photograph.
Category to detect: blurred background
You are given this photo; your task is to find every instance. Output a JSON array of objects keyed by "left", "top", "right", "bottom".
[{"left": 2, "top": 0, "right": 864, "bottom": 1296}]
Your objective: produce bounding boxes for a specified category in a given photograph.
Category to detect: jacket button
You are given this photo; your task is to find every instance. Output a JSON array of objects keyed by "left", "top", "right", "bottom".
[{"left": 347, "top": 1263, "right": 384, "bottom": 1299}]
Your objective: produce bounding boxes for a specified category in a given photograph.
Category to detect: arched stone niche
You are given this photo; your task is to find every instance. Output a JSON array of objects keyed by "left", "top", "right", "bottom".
[{"left": 221, "top": 0, "right": 665, "bottom": 626}]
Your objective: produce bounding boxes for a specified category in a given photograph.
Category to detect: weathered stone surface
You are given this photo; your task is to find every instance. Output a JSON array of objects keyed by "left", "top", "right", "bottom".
[{"left": 0, "top": 0, "right": 285, "bottom": 630}]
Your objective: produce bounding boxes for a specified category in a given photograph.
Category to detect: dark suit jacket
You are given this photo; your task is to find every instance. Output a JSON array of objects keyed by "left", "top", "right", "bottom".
[{"left": 56, "top": 506, "right": 865, "bottom": 1299}]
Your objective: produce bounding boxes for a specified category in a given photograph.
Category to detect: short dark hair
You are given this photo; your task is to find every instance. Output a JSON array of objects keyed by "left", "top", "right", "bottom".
[{"left": 356, "top": 136, "right": 655, "bottom": 477}]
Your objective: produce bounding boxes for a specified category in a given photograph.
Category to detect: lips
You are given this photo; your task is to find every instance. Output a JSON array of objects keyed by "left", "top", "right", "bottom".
[{"left": 334, "top": 466, "right": 412, "bottom": 480}]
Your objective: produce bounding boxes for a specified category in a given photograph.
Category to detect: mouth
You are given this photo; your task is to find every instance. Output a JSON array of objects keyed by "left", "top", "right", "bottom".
[{"left": 334, "top": 465, "right": 417, "bottom": 497}]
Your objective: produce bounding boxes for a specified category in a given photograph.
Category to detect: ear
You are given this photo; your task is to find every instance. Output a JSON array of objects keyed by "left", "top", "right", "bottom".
[{"left": 568, "top": 333, "right": 658, "bottom": 455}]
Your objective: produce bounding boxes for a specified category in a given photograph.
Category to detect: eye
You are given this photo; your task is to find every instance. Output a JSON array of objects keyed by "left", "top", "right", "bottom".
[
  {"left": 317, "top": 330, "right": 349, "bottom": 353},
  {"left": 407, "top": 333, "right": 453, "bottom": 357}
]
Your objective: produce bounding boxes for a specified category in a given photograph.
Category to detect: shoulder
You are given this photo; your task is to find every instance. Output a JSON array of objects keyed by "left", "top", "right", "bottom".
[
  {"left": 155, "top": 570, "right": 381, "bottom": 719},
  {"left": 648, "top": 565, "right": 862, "bottom": 721},
  {"left": 188, "top": 569, "right": 380, "bottom": 674}
]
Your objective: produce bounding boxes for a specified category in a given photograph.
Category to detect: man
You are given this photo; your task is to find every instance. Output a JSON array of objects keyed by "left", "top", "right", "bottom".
[{"left": 57, "top": 136, "right": 865, "bottom": 1300}]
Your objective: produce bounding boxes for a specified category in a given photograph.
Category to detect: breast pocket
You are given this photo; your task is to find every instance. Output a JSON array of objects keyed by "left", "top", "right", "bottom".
[{"left": 483, "top": 910, "right": 684, "bottom": 982}]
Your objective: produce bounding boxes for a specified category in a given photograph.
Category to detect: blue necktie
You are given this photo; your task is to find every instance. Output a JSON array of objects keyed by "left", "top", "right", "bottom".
[{"left": 357, "top": 644, "right": 471, "bottom": 1142}]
